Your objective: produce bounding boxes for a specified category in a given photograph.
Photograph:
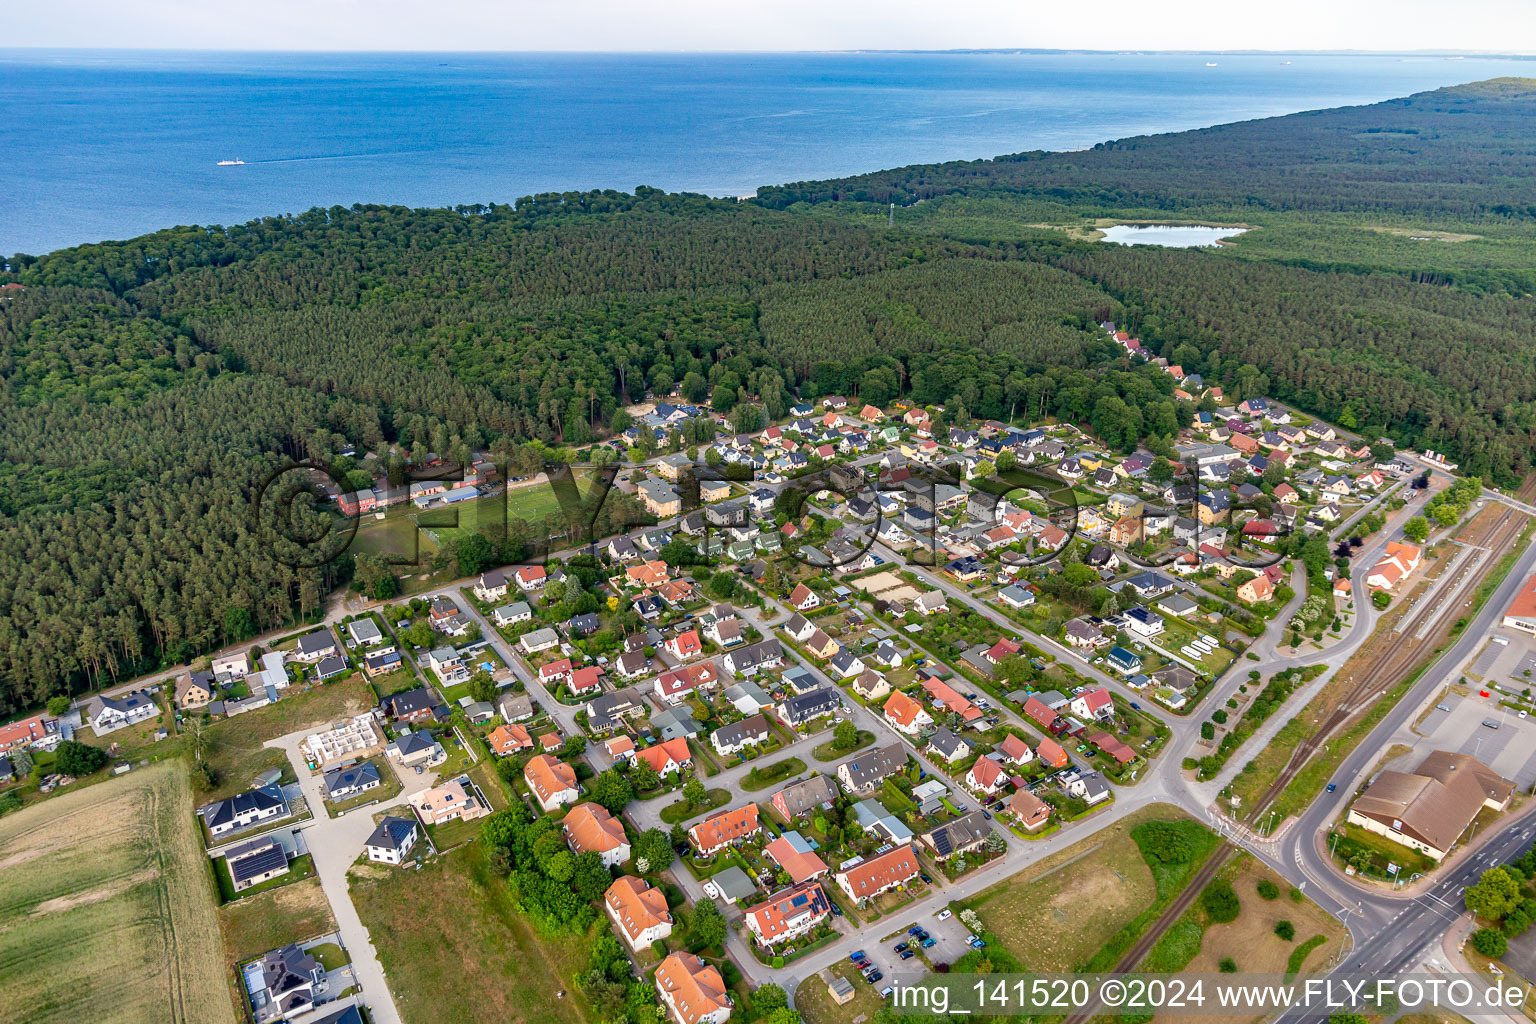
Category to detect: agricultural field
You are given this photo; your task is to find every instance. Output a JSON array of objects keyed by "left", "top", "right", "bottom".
[
  {"left": 349, "top": 843, "right": 592, "bottom": 1024},
  {"left": 0, "top": 762, "right": 237, "bottom": 1024}
]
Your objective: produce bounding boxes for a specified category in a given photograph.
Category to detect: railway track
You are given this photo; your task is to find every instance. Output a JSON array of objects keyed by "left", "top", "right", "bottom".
[
  {"left": 1063, "top": 478, "right": 1536, "bottom": 1024},
  {"left": 1249, "top": 475, "right": 1536, "bottom": 820}
]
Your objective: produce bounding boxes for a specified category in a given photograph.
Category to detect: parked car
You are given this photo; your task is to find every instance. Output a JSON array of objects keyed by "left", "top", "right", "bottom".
[
  {"left": 921, "top": 937, "right": 937, "bottom": 948},
  {"left": 937, "top": 909, "right": 952, "bottom": 920},
  {"left": 851, "top": 951, "right": 867, "bottom": 962},
  {"left": 894, "top": 942, "right": 908, "bottom": 952},
  {"left": 900, "top": 950, "right": 915, "bottom": 960},
  {"left": 907, "top": 926, "right": 923, "bottom": 935},
  {"left": 866, "top": 971, "right": 883, "bottom": 984}
]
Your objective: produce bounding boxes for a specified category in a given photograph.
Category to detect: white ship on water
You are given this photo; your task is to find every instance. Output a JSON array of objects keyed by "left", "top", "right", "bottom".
[{"left": 216, "top": 159, "right": 245, "bottom": 166}]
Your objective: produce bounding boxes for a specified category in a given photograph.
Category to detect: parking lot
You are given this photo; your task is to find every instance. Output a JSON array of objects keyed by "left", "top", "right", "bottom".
[{"left": 1409, "top": 689, "right": 1536, "bottom": 788}]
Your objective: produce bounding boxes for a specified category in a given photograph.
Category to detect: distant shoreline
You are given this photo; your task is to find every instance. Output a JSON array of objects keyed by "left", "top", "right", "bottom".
[{"left": 2, "top": 46, "right": 1533, "bottom": 58}]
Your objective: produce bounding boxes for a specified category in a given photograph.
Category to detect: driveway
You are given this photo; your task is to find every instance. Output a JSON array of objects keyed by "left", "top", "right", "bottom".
[{"left": 266, "top": 728, "right": 441, "bottom": 1024}]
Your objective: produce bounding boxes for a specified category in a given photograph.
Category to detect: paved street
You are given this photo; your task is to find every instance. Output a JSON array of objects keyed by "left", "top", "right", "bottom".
[{"left": 265, "top": 728, "right": 442, "bottom": 1024}]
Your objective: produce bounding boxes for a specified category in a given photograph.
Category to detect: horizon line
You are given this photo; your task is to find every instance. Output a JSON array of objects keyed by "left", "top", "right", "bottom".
[{"left": 3, "top": 45, "right": 1535, "bottom": 58}]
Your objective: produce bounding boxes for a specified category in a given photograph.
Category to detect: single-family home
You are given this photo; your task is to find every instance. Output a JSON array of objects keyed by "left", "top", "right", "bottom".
[{"left": 410, "top": 777, "right": 488, "bottom": 826}]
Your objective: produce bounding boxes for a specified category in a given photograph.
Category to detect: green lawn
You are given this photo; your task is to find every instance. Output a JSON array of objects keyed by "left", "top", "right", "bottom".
[
  {"left": 659, "top": 788, "right": 731, "bottom": 824},
  {"left": 214, "top": 853, "right": 316, "bottom": 904},
  {"left": 741, "top": 757, "right": 806, "bottom": 792}
]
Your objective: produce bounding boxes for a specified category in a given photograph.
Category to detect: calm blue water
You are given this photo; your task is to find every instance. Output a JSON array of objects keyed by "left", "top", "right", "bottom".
[{"left": 1, "top": 50, "right": 1531, "bottom": 256}]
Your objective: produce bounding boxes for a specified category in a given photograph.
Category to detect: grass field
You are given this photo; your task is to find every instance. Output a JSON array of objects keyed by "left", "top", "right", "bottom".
[
  {"left": 349, "top": 842, "right": 593, "bottom": 1024},
  {"left": 1149, "top": 858, "right": 1349, "bottom": 1024},
  {"left": 968, "top": 807, "right": 1165, "bottom": 972},
  {"left": 0, "top": 761, "right": 237, "bottom": 1024},
  {"left": 217, "top": 876, "right": 337, "bottom": 964},
  {"left": 796, "top": 961, "right": 888, "bottom": 1024},
  {"left": 206, "top": 677, "right": 377, "bottom": 750}
]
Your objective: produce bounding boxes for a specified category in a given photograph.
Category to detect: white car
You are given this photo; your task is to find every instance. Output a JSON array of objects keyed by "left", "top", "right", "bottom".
[{"left": 937, "top": 909, "right": 952, "bottom": 921}]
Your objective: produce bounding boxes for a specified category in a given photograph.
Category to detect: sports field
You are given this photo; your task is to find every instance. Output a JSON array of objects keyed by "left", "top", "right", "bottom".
[{"left": 0, "top": 761, "right": 236, "bottom": 1024}]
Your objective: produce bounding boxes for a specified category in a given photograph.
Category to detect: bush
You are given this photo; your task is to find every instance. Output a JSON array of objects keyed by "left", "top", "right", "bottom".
[
  {"left": 1200, "top": 880, "right": 1240, "bottom": 923},
  {"left": 1274, "top": 920, "right": 1295, "bottom": 941},
  {"left": 1218, "top": 957, "right": 1238, "bottom": 973},
  {"left": 1257, "top": 879, "right": 1280, "bottom": 900},
  {"left": 54, "top": 740, "right": 109, "bottom": 776},
  {"left": 1289, "top": 887, "right": 1304, "bottom": 903},
  {"left": 1472, "top": 928, "right": 1508, "bottom": 958}
]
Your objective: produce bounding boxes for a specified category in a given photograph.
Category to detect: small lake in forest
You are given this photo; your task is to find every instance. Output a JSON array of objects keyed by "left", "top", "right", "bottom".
[{"left": 1100, "top": 224, "right": 1249, "bottom": 247}]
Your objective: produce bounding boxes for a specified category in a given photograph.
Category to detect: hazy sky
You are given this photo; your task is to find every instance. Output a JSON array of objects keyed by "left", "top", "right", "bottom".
[{"left": 8, "top": 0, "right": 1535, "bottom": 52}]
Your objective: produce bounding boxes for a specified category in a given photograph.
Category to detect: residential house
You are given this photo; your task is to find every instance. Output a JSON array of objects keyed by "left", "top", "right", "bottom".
[
  {"left": 524, "top": 754, "right": 580, "bottom": 812},
  {"left": 723, "top": 639, "right": 783, "bottom": 677},
  {"left": 1070, "top": 687, "right": 1115, "bottom": 722},
  {"left": 322, "top": 760, "right": 381, "bottom": 801},
  {"left": 199, "top": 784, "right": 289, "bottom": 839},
  {"left": 1106, "top": 646, "right": 1142, "bottom": 674},
  {"left": 382, "top": 687, "right": 437, "bottom": 724},
  {"left": 176, "top": 670, "right": 216, "bottom": 709},
  {"left": 89, "top": 691, "right": 160, "bottom": 733},
  {"left": 835, "top": 845, "right": 920, "bottom": 904},
  {"left": 225, "top": 835, "right": 292, "bottom": 892},
  {"left": 472, "top": 568, "right": 514, "bottom": 602},
  {"left": 488, "top": 723, "right": 533, "bottom": 755},
  {"left": 996, "top": 732, "right": 1034, "bottom": 767},
  {"left": 386, "top": 730, "right": 444, "bottom": 768},
  {"left": 636, "top": 736, "right": 694, "bottom": 778},
  {"left": 772, "top": 776, "right": 839, "bottom": 819},
  {"left": 789, "top": 583, "right": 821, "bottom": 611},
  {"left": 607, "top": 876, "right": 674, "bottom": 950},
  {"left": 1089, "top": 731, "right": 1135, "bottom": 765},
  {"left": 922, "top": 810, "right": 994, "bottom": 860},
  {"left": 293, "top": 630, "right": 339, "bottom": 663},
  {"left": 655, "top": 953, "right": 732, "bottom": 1024},
  {"left": 498, "top": 692, "right": 535, "bottom": 723},
  {"left": 883, "top": 690, "right": 933, "bottom": 736},
  {"left": 711, "top": 714, "right": 770, "bottom": 757},
  {"left": 1036, "top": 736, "right": 1069, "bottom": 768},
  {"left": 779, "top": 688, "right": 844, "bottom": 728},
  {"left": 836, "top": 743, "right": 907, "bottom": 795},
  {"left": 690, "top": 804, "right": 761, "bottom": 855},
  {"left": 851, "top": 669, "right": 891, "bottom": 701},
  {"left": 410, "top": 777, "right": 488, "bottom": 826},
  {"left": 563, "top": 803, "right": 631, "bottom": 866},
  {"left": 1008, "top": 789, "right": 1052, "bottom": 831},
  {"left": 666, "top": 630, "right": 703, "bottom": 661},
  {"left": 928, "top": 727, "right": 972, "bottom": 764},
  {"left": 255, "top": 944, "right": 324, "bottom": 1020},
  {"left": 1236, "top": 574, "right": 1274, "bottom": 604},
  {"left": 744, "top": 881, "right": 832, "bottom": 948},
  {"left": 764, "top": 831, "right": 829, "bottom": 883},
  {"left": 965, "top": 755, "right": 1007, "bottom": 796}
]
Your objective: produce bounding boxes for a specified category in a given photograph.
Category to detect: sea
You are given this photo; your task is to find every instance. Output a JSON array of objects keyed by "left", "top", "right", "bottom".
[{"left": 2, "top": 49, "right": 1531, "bottom": 256}]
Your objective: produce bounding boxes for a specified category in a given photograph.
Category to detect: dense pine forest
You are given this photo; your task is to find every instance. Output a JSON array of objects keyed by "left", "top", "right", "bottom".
[{"left": 1, "top": 78, "right": 1534, "bottom": 708}]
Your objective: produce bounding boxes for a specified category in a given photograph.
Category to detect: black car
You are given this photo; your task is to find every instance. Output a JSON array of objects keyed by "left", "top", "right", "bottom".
[
  {"left": 865, "top": 971, "right": 884, "bottom": 984},
  {"left": 894, "top": 942, "right": 908, "bottom": 953}
]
